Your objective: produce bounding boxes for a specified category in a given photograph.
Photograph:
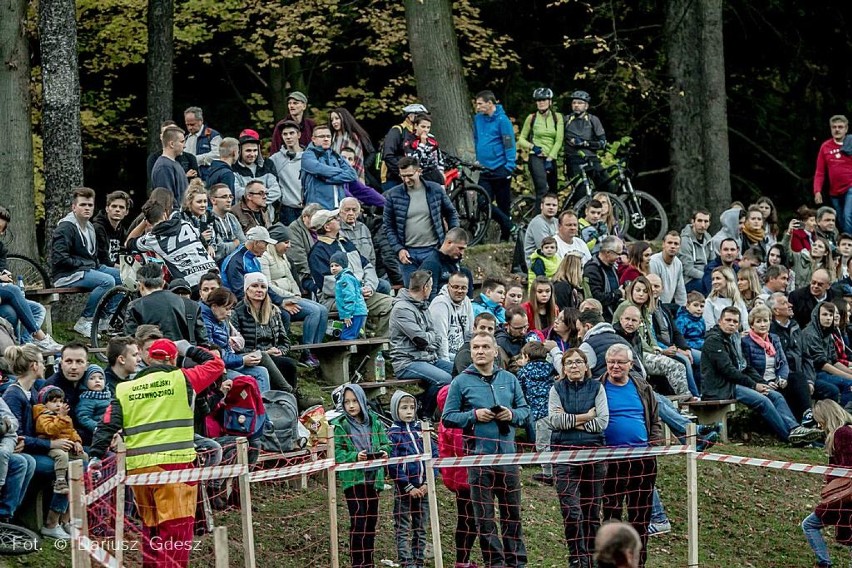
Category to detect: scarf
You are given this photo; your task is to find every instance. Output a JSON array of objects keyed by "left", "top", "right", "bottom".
[
  {"left": 742, "top": 224, "right": 765, "bottom": 244},
  {"left": 747, "top": 330, "right": 776, "bottom": 358}
]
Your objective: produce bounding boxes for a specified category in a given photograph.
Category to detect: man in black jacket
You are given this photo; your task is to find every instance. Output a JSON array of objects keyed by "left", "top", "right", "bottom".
[
  {"left": 701, "top": 306, "right": 820, "bottom": 444},
  {"left": 92, "top": 190, "right": 131, "bottom": 268},
  {"left": 789, "top": 268, "right": 832, "bottom": 329},
  {"left": 767, "top": 292, "right": 815, "bottom": 423},
  {"left": 50, "top": 187, "right": 122, "bottom": 337},
  {"left": 124, "top": 263, "right": 206, "bottom": 344},
  {"left": 582, "top": 235, "right": 624, "bottom": 321}
]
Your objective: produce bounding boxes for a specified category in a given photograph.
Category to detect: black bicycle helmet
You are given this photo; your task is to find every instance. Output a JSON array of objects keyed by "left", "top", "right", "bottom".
[
  {"left": 571, "top": 90, "right": 592, "bottom": 103},
  {"left": 533, "top": 88, "right": 553, "bottom": 101}
]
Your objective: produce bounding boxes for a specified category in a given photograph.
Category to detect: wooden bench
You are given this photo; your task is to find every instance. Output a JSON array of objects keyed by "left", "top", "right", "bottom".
[
  {"left": 677, "top": 399, "right": 738, "bottom": 443},
  {"left": 25, "top": 287, "right": 88, "bottom": 335},
  {"left": 289, "top": 337, "right": 389, "bottom": 385},
  {"left": 357, "top": 378, "right": 423, "bottom": 399}
]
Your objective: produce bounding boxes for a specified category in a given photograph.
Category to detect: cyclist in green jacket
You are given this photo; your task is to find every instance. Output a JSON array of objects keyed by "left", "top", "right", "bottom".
[{"left": 518, "top": 88, "right": 564, "bottom": 208}]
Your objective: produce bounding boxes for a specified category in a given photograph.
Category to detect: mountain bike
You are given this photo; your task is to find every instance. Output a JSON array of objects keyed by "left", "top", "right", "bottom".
[
  {"left": 0, "top": 521, "right": 40, "bottom": 555},
  {"left": 443, "top": 155, "right": 492, "bottom": 246}
]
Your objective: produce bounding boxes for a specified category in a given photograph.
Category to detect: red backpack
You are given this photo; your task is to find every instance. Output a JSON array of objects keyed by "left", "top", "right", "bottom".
[{"left": 213, "top": 376, "right": 267, "bottom": 441}]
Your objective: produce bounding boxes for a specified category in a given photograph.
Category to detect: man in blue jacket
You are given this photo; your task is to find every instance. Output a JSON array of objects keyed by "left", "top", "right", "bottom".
[
  {"left": 474, "top": 90, "right": 517, "bottom": 242},
  {"left": 442, "top": 331, "right": 530, "bottom": 567},
  {"left": 383, "top": 156, "right": 460, "bottom": 286},
  {"left": 300, "top": 124, "right": 358, "bottom": 209}
]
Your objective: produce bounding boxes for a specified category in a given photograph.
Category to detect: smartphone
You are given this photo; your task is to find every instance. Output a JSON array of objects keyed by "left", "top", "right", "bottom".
[
  {"left": 490, "top": 405, "right": 504, "bottom": 415},
  {"left": 364, "top": 452, "right": 384, "bottom": 460}
]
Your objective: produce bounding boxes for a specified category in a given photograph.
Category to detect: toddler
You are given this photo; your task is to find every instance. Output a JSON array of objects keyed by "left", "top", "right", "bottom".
[
  {"left": 330, "top": 384, "right": 389, "bottom": 568},
  {"left": 76, "top": 364, "right": 112, "bottom": 440},
  {"left": 528, "top": 236, "right": 560, "bottom": 285},
  {"left": 516, "top": 341, "right": 558, "bottom": 484},
  {"left": 579, "top": 199, "right": 609, "bottom": 254},
  {"left": 34, "top": 385, "right": 86, "bottom": 494},
  {"left": 387, "top": 391, "right": 434, "bottom": 568},
  {"left": 331, "top": 251, "right": 368, "bottom": 340},
  {"left": 675, "top": 291, "right": 707, "bottom": 351}
]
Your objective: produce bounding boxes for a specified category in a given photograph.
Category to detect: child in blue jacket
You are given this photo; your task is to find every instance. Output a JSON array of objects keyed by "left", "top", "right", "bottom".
[
  {"left": 387, "top": 390, "right": 436, "bottom": 568},
  {"left": 675, "top": 291, "right": 707, "bottom": 350},
  {"left": 331, "top": 251, "right": 368, "bottom": 340},
  {"left": 75, "top": 365, "right": 111, "bottom": 442},
  {"left": 516, "top": 341, "right": 557, "bottom": 484}
]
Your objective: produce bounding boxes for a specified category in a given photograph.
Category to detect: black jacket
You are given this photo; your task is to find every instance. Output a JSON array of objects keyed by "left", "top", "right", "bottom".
[
  {"left": 700, "top": 325, "right": 761, "bottom": 400},
  {"left": 124, "top": 289, "right": 206, "bottom": 344},
  {"left": 229, "top": 301, "right": 291, "bottom": 354},
  {"left": 583, "top": 255, "right": 622, "bottom": 321},
  {"left": 789, "top": 286, "right": 824, "bottom": 330},
  {"left": 92, "top": 211, "right": 128, "bottom": 267},
  {"left": 801, "top": 302, "right": 838, "bottom": 373},
  {"left": 771, "top": 317, "right": 815, "bottom": 383},
  {"left": 146, "top": 151, "right": 198, "bottom": 187},
  {"left": 651, "top": 306, "right": 688, "bottom": 350},
  {"left": 50, "top": 216, "right": 99, "bottom": 281}
]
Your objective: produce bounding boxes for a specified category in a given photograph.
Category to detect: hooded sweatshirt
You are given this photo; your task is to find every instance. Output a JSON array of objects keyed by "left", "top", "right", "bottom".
[
  {"left": 473, "top": 104, "right": 517, "bottom": 173},
  {"left": 387, "top": 391, "right": 431, "bottom": 493},
  {"left": 92, "top": 210, "right": 128, "bottom": 267},
  {"left": 51, "top": 211, "right": 99, "bottom": 284},
  {"left": 802, "top": 302, "right": 840, "bottom": 373},
  {"left": 127, "top": 217, "right": 217, "bottom": 287},
  {"left": 710, "top": 207, "right": 745, "bottom": 257},
  {"left": 428, "top": 285, "right": 473, "bottom": 362},
  {"left": 330, "top": 384, "right": 390, "bottom": 491},
  {"left": 389, "top": 289, "right": 440, "bottom": 373},
  {"left": 679, "top": 222, "right": 717, "bottom": 284}
]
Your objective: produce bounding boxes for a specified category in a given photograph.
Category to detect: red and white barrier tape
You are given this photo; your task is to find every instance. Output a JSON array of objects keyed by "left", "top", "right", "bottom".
[
  {"left": 71, "top": 526, "right": 121, "bottom": 568},
  {"left": 124, "top": 464, "right": 246, "bottom": 486},
  {"left": 336, "top": 453, "right": 431, "bottom": 472},
  {"left": 696, "top": 452, "right": 852, "bottom": 478},
  {"left": 250, "top": 458, "right": 336, "bottom": 482},
  {"left": 85, "top": 473, "right": 124, "bottom": 506}
]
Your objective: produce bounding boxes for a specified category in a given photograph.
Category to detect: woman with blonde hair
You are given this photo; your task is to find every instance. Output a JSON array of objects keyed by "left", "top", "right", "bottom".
[
  {"left": 591, "top": 192, "right": 622, "bottom": 237},
  {"left": 802, "top": 399, "right": 852, "bottom": 568},
  {"left": 552, "top": 253, "right": 587, "bottom": 310},
  {"left": 737, "top": 267, "right": 762, "bottom": 310},
  {"left": 704, "top": 266, "right": 749, "bottom": 332},
  {"left": 176, "top": 178, "right": 214, "bottom": 250}
]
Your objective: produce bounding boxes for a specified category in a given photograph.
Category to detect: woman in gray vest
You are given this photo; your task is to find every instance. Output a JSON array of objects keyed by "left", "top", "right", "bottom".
[{"left": 547, "top": 348, "right": 610, "bottom": 568}]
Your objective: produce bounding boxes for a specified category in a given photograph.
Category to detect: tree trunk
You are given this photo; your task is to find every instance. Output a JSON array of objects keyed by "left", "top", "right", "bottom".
[
  {"left": 269, "top": 58, "right": 306, "bottom": 123},
  {"left": 403, "top": 0, "right": 474, "bottom": 159},
  {"left": 699, "top": 0, "right": 731, "bottom": 213},
  {"left": 666, "top": 0, "right": 731, "bottom": 230},
  {"left": 147, "top": 0, "right": 174, "bottom": 155},
  {"left": 0, "top": 0, "right": 39, "bottom": 258},
  {"left": 39, "top": 0, "right": 83, "bottom": 253}
]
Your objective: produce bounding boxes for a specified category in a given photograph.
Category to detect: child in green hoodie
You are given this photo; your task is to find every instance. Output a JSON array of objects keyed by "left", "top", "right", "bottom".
[{"left": 331, "top": 383, "right": 390, "bottom": 568}]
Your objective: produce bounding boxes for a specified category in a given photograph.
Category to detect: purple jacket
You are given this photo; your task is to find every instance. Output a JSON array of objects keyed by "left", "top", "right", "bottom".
[{"left": 345, "top": 179, "right": 386, "bottom": 208}]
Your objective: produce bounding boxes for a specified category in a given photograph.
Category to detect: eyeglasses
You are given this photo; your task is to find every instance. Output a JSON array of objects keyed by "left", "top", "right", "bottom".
[
  {"left": 249, "top": 191, "right": 268, "bottom": 197},
  {"left": 448, "top": 284, "right": 468, "bottom": 291},
  {"left": 509, "top": 324, "right": 529, "bottom": 331},
  {"left": 564, "top": 360, "right": 585, "bottom": 368},
  {"left": 606, "top": 360, "right": 631, "bottom": 367}
]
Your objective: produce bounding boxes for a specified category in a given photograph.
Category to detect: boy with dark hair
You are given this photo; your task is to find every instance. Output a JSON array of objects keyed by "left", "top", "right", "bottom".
[
  {"left": 405, "top": 114, "right": 444, "bottom": 186},
  {"left": 105, "top": 336, "right": 141, "bottom": 391},
  {"left": 579, "top": 199, "right": 608, "bottom": 254},
  {"left": 472, "top": 277, "right": 507, "bottom": 324},
  {"left": 93, "top": 190, "right": 131, "bottom": 268},
  {"left": 675, "top": 291, "right": 707, "bottom": 351}
]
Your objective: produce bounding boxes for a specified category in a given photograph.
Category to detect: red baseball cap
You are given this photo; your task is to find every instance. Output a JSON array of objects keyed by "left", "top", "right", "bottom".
[
  {"left": 239, "top": 128, "right": 260, "bottom": 141},
  {"left": 148, "top": 338, "right": 178, "bottom": 361}
]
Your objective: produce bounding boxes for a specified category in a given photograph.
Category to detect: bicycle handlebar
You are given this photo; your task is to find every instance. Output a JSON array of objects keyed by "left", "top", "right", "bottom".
[{"left": 443, "top": 154, "right": 484, "bottom": 171}]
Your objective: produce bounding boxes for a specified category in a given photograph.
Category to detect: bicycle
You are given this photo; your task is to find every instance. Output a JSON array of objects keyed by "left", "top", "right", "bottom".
[
  {"left": 0, "top": 521, "right": 40, "bottom": 555},
  {"left": 443, "top": 154, "right": 492, "bottom": 246}
]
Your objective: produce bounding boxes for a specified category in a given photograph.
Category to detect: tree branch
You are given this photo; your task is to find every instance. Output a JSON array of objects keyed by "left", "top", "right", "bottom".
[{"left": 728, "top": 127, "right": 805, "bottom": 181}]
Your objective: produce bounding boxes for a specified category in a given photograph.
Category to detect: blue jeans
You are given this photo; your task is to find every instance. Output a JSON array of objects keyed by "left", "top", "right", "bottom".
[
  {"left": 802, "top": 512, "right": 832, "bottom": 565},
  {"left": 289, "top": 298, "right": 329, "bottom": 345},
  {"left": 0, "top": 284, "right": 46, "bottom": 342},
  {"left": 650, "top": 487, "right": 668, "bottom": 524},
  {"left": 396, "top": 359, "right": 454, "bottom": 418},
  {"left": 399, "top": 246, "right": 437, "bottom": 287},
  {"left": 376, "top": 278, "right": 392, "bottom": 295},
  {"left": 31, "top": 453, "right": 69, "bottom": 513},
  {"left": 226, "top": 365, "right": 270, "bottom": 392},
  {"left": 655, "top": 393, "right": 690, "bottom": 437},
  {"left": 814, "top": 371, "right": 852, "bottom": 407},
  {"left": 734, "top": 385, "right": 799, "bottom": 441},
  {"left": 340, "top": 315, "right": 366, "bottom": 340},
  {"left": 76, "top": 266, "right": 121, "bottom": 318},
  {"left": 0, "top": 452, "right": 35, "bottom": 518},
  {"left": 689, "top": 349, "right": 703, "bottom": 394},
  {"left": 832, "top": 190, "right": 852, "bottom": 234},
  {"left": 279, "top": 205, "right": 302, "bottom": 226}
]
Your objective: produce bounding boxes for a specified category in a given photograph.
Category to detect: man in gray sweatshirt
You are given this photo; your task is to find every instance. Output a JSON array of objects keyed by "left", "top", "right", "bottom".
[{"left": 523, "top": 192, "right": 559, "bottom": 262}]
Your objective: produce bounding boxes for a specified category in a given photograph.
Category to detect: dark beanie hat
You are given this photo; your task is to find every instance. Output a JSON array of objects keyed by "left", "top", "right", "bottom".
[{"left": 330, "top": 251, "right": 349, "bottom": 269}]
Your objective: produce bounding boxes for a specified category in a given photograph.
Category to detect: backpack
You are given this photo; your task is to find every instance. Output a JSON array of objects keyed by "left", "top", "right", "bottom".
[
  {"left": 220, "top": 375, "right": 267, "bottom": 441},
  {"left": 258, "top": 390, "right": 304, "bottom": 453}
]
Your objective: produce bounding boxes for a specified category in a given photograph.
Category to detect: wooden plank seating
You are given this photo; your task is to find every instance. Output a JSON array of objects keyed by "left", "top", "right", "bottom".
[
  {"left": 25, "top": 287, "right": 88, "bottom": 335},
  {"left": 289, "top": 337, "right": 389, "bottom": 385},
  {"left": 357, "top": 378, "right": 423, "bottom": 400},
  {"left": 678, "top": 399, "right": 739, "bottom": 443}
]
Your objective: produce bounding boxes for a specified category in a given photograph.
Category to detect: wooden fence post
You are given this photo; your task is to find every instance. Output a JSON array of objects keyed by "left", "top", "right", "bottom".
[
  {"left": 114, "top": 440, "right": 126, "bottom": 566},
  {"left": 237, "top": 438, "right": 257, "bottom": 568},
  {"left": 214, "top": 525, "right": 229, "bottom": 568},
  {"left": 69, "top": 459, "right": 91, "bottom": 568},
  {"left": 422, "top": 424, "right": 444, "bottom": 568},
  {"left": 686, "top": 422, "right": 699, "bottom": 567},
  {"left": 327, "top": 426, "right": 340, "bottom": 568}
]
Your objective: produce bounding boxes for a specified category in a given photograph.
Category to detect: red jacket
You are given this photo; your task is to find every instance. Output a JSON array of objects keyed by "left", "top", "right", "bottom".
[
  {"left": 790, "top": 229, "right": 812, "bottom": 252},
  {"left": 436, "top": 385, "right": 468, "bottom": 492},
  {"left": 618, "top": 263, "right": 643, "bottom": 286},
  {"left": 814, "top": 139, "right": 852, "bottom": 198}
]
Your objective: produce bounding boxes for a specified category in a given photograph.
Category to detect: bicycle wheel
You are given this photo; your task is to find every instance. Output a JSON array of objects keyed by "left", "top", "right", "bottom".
[
  {"left": 0, "top": 521, "right": 40, "bottom": 555},
  {"left": 620, "top": 190, "right": 669, "bottom": 242},
  {"left": 509, "top": 195, "right": 536, "bottom": 236},
  {"left": 449, "top": 184, "right": 491, "bottom": 246},
  {"left": 6, "top": 254, "right": 50, "bottom": 290},
  {"left": 91, "top": 286, "right": 135, "bottom": 361},
  {"left": 574, "top": 192, "right": 629, "bottom": 236}
]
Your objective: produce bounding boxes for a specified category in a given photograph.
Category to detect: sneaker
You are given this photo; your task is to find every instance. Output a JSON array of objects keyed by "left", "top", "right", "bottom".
[
  {"left": 788, "top": 425, "right": 824, "bottom": 445},
  {"left": 97, "top": 317, "right": 112, "bottom": 333},
  {"left": 53, "top": 479, "right": 69, "bottom": 495},
  {"left": 73, "top": 317, "right": 92, "bottom": 337},
  {"left": 647, "top": 520, "right": 671, "bottom": 536},
  {"left": 532, "top": 473, "right": 554, "bottom": 485},
  {"left": 698, "top": 423, "right": 721, "bottom": 437},
  {"left": 33, "top": 334, "right": 63, "bottom": 352},
  {"left": 41, "top": 524, "right": 71, "bottom": 540},
  {"left": 802, "top": 409, "right": 817, "bottom": 429},
  {"left": 697, "top": 431, "right": 719, "bottom": 452},
  {"left": 304, "top": 354, "right": 320, "bottom": 368}
]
